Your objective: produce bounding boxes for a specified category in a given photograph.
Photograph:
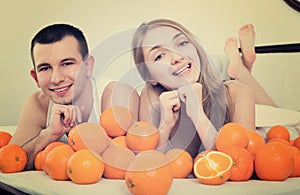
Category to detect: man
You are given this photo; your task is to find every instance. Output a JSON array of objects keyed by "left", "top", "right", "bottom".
[
  {"left": 10, "top": 24, "right": 99, "bottom": 170},
  {"left": 10, "top": 23, "right": 140, "bottom": 170}
]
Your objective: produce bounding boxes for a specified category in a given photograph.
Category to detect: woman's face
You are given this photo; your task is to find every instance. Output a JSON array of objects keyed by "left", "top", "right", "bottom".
[{"left": 141, "top": 26, "right": 200, "bottom": 90}]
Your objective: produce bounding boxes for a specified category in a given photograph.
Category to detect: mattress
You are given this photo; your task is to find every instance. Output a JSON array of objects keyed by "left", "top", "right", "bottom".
[
  {"left": 1, "top": 171, "right": 300, "bottom": 195},
  {"left": 1, "top": 105, "right": 300, "bottom": 195}
]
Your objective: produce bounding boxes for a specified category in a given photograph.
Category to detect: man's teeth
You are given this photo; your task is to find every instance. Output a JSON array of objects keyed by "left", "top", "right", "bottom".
[
  {"left": 54, "top": 87, "right": 68, "bottom": 92},
  {"left": 172, "top": 64, "right": 191, "bottom": 76}
]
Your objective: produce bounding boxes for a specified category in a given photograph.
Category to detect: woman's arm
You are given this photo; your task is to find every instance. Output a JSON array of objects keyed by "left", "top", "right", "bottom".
[
  {"left": 139, "top": 85, "right": 180, "bottom": 153},
  {"left": 101, "top": 81, "right": 140, "bottom": 121},
  {"left": 178, "top": 83, "right": 218, "bottom": 150}
]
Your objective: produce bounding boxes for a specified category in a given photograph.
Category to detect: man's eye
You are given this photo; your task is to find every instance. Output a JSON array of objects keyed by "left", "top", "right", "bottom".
[
  {"left": 62, "top": 62, "right": 73, "bottom": 66},
  {"left": 155, "top": 53, "right": 165, "bottom": 61},
  {"left": 38, "top": 67, "right": 51, "bottom": 72}
]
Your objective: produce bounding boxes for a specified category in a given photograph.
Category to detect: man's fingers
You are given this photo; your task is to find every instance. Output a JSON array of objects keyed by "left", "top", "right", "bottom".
[{"left": 75, "top": 106, "right": 82, "bottom": 123}]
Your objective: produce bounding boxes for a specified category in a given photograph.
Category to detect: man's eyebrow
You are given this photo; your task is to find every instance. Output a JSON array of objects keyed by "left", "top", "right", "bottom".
[
  {"left": 36, "top": 57, "right": 76, "bottom": 69},
  {"left": 61, "top": 57, "right": 76, "bottom": 63},
  {"left": 36, "top": 63, "right": 50, "bottom": 70}
]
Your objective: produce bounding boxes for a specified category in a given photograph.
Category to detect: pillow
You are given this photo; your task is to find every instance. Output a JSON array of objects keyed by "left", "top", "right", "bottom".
[{"left": 255, "top": 104, "right": 300, "bottom": 127}]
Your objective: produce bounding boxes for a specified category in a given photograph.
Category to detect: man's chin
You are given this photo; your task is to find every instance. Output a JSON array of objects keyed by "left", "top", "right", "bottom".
[{"left": 51, "top": 98, "right": 73, "bottom": 105}]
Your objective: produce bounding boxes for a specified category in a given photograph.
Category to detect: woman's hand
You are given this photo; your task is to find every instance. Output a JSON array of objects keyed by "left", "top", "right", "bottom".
[
  {"left": 158, "top": 90, "right": 180, "bottom": 132},
  {"left": 178, "top": 83, "right": 205, "bottom": 125}
]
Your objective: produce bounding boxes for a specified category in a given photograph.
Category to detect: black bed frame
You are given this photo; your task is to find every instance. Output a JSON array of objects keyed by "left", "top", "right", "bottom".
[{"left": 239, "top": 43, "right": 300, "bottom": 54}]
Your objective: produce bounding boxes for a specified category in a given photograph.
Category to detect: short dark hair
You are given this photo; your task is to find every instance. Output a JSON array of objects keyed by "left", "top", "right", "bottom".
[{"left": 30, "top": 23, "right": 89, "bottom": 67}]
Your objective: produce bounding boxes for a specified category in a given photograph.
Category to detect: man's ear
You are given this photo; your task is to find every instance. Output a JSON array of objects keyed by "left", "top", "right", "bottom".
[
  {"left": 30, "top": 69, "right": 40, "bottom": 88},
  {"left": 84, "top": 55, "right": 95, "bottom": 78}
]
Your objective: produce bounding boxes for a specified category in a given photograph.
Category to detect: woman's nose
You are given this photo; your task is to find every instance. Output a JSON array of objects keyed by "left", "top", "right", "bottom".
[{"left": 171, "top": 53, "right": 184, "bottom": 65}]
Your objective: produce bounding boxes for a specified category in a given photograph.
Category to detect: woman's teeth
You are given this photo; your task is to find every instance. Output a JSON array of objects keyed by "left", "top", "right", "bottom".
[
  {"left": 54, "top": 87, "right": 68, "bottom": 92},
  {"left": 172, "top": 63, "right": 191, "bottom": 76}
]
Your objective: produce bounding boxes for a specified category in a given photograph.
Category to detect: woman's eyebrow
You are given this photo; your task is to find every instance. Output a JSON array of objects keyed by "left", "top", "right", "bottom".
[
  {"left": 173, "top": 32, "right": 184, "bottom": 40},
  {"left": 149, "top": 45, "right": 162, "bottom": 53},
  {"left": 146, "top": 33, "right": 185, "bottom": 58}
]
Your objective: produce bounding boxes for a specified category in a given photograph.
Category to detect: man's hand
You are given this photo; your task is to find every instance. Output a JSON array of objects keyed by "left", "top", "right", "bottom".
[{"left": 47, "top": 103, "right": 82, "bottom": 140}]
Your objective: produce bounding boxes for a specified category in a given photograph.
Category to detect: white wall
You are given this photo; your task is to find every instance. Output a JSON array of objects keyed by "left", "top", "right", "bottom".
[{"left": 0, "top": 0, "right": 299, "bottom": 125}]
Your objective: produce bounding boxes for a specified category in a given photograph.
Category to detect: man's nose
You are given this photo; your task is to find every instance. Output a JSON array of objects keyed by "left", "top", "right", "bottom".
[{"left": 51, "top": 67, "right": 65, "bottom": 84}]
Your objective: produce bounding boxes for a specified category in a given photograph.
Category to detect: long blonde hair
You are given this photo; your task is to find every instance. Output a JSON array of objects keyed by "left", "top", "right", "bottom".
[{"left": 132, "top": 19, "right": 230, "bottom": 129}]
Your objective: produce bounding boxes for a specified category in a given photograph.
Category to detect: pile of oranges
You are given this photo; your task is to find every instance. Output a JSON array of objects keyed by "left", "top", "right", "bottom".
[
  {"left": 1, "top": 106, "right": 300, "bottom": 195},
  {"left": 193, "top": 123, "right": 300, "bottom": 185}
]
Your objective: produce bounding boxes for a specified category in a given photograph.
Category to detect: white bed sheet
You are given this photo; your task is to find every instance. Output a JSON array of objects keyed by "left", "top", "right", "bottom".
[{"left": 0, "top": 171, "right": 300, "bottom": 195}]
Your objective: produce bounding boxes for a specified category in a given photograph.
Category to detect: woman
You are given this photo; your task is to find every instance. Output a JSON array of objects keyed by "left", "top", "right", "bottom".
[{"left": 132, "top": 19, "right": 276, "bottom": 157}]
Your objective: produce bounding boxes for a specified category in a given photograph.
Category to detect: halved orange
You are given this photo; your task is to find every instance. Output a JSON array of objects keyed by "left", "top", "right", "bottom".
[{"left": 193, "top": 150, "right": 233, "bottom": 185}]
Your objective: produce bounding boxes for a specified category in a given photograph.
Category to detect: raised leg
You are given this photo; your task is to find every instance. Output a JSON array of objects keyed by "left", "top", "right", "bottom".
[
  {"left": 238, "top": 24, "right": 256, "bottom": 72},
  {"left": 224, "top": 36, "right": 276, "bottom": 107}
]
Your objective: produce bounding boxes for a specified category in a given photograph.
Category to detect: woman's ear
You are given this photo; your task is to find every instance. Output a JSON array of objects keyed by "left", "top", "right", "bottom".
[
  {"left": 84, "top": 55, "right": 95, "bottom": 78},
  {"left": 30, "top": 69, "right": 40, "bottom": 88},
  {"left": 149, "top": 80, "right": 158, "bottom": 86}
]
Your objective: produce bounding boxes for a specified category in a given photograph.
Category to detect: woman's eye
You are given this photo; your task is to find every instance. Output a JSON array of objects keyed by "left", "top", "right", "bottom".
[
  {"left": 154, "top": 53, "right": 165, "bottom": 61},
  {"left": 179, "top": 41, "right": 189, "bottom": 46}
]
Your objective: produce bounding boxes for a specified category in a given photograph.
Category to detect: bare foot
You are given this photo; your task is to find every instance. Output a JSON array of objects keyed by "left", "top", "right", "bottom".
[
  {"left": 238, "top": 24, "right": 256, "bottom": 72},
  {"left": 224, "top": 37, "right": 246, "bottom": 79}
]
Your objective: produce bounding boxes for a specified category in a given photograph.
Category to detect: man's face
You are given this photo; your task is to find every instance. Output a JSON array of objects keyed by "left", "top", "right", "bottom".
[{"left": 32, "top": 36, "right": 86, "bottom": 105}]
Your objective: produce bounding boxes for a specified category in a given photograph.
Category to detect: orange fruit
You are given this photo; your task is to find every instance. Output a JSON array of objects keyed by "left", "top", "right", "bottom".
[
  {"left": 126, "top": 121, "right": 159, "bottom": 153},
  {"left": 193, "top": 150, "right": 233, "bottom": 185},
  {"left": 255, "top": 142, "right": 293, "bottom": 181},
  {"left": 44, "top": 144, "right": 75, "bottom": 180},
  {"left": 68, "top": 122, "right": 110, "bottom": 154},
  {"left": 100, "top": 106, "right": 134, "bottom": 137},
  {"left": 41, "top": 142, "right": 66, "bottom": 172},
  {"left": 125, "top": 150, "right": 173, "bottom": 195},
  {"left": 215, "top": 122, "right": 249, "bottom": 152},
  {"left": 293, "top": 136, "right": 300, "bottom": 150},
  {"left": 34, "top": 150, "right": 43, "bottom": 171},
  {"left": 267, "top": 138, "right": 290, "bottom": 145},
  {"left": 194, "top": 150, "right": 212, "bottom": 164},
  {"left": 165, "top": 148, "right": 193, "bottom": 178},
  {"left": 67, "top": 149, "right": 104, "bottom": 184},
  {"left": 111, "top": 136, "right": 128, "bottom": 149},
  {"left": 266, "top": 125, "right": 290, "bottom": 142},
  {"left": 0, "top": 131, "right": 12, "bottom": 149},
  {"left": 222, "top": 147, "right": 253, "bottom": 181},
  {"left": 288, "top": 146, "right": 300, "bottom": 177},
  {"left": 0, "top": 144, "right": 27, "bottom": 173},
  {"left": 246, "top": 130, "right": 265, "bottom": 156},
  {"left": 102, "top": 145, "right": 135, "bottom": 179}
]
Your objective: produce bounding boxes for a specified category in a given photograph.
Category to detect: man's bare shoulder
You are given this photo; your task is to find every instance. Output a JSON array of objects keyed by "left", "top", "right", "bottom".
[
  {"left": 25, "top": 91, "right": 50, "bottom": 112},
  {"left": 20, "top": 91, "right": 50, "bottom": 125},
  {"left": 11, "top": 92, "right": 50, "bottom": 145}
]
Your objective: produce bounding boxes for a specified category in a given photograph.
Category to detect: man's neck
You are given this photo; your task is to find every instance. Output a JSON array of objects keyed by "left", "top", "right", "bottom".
[{"left": 73, "top": 79, "right": 94, "bottom": 122}]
